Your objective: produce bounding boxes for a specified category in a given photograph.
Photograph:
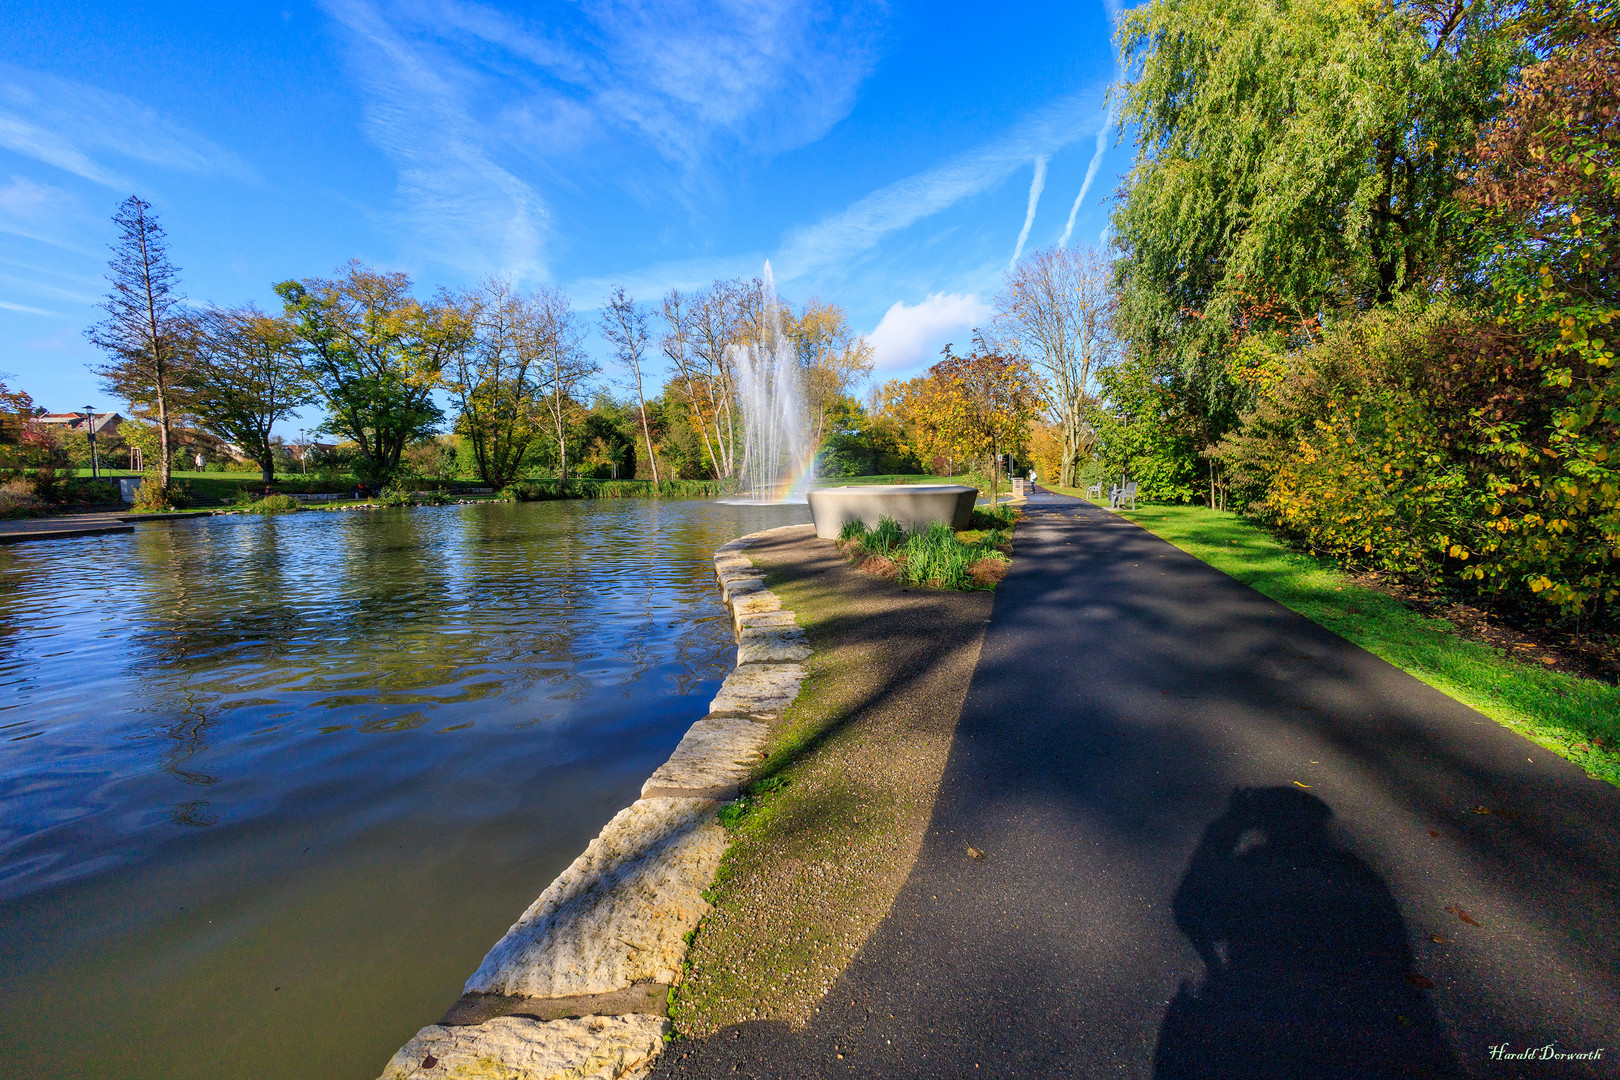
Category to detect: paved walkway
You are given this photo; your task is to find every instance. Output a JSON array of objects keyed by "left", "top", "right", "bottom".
[
  {"left": 656, "top": 490, "right": 1619, "bottom": 1079},
  {"left": 0, "top": 512, "right": 134, "bottom": 544}
]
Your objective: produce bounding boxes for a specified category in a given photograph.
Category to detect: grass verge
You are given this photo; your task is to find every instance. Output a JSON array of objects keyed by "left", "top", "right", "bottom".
[
  {"left": 1060, "top": 497, "right": 1620, "bottom": 787},
  {"left": 667, "top": 530, "right": 991, "bottom": 1037}
]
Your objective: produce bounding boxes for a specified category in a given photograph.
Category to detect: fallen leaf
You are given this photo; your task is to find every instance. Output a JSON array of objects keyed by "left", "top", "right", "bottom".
[
  {"left": 966, "top": 846, "right": 984, "bottom": 859},
  {"left": 1293, "top": 781, "right": 1311, "bottom": 789},
  {"left": 1428, "top": 830, "right": 1440, "bottom": 837},
  {"left": 1429, "top": 933, "right": 1451, "bottom": 944},
  {"left": 1444, "top": 905, "right": 1480, "bottom": 927},
  {"left": 422, "top": 1054, "right": 439, "bottom": 1069},
  {"left": 1407, "top": 972, "right": 1436, "bottom": 990},
  {"left": 1471, "top": 806, "right": 1492, "bottom": 815}
]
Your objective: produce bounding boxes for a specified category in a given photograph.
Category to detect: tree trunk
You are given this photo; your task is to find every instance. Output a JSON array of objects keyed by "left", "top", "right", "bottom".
[
  {"left": 638, "top": 403, "right": 660, "bottom": 484},
  {"left": 157, "top": 396, "right": 172, "bottom": 488}
]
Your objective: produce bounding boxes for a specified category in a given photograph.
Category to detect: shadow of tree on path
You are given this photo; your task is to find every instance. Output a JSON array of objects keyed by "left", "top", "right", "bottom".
[{"left": 1155, "top": 787, "right": 1460, "bottom": 1080}]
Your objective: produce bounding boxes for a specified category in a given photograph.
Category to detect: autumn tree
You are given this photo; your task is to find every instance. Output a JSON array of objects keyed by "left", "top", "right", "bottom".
[
  {"left": 88, "top": 196, "right": 190, "bottom": 491},
  {"left": 994, "top": 245, "right": 1116, "bottom": 487},
  {"left": 443, "top": 279, "right": 545, "bottom": 490},
  {"left": 785, "top": 297, "right": 875, "bottom": 447},
  {"left": 186, "top": 306, "right": 313, "bottom": 484},
  {"left": 276, "top": 262, "right": 470, "bottom": 479},
  {"left": 600, "top": 286, "right": 660, "bottom": 483},
  {"left": 919, "top": 336, "right": 1040, "bottom": 505}
]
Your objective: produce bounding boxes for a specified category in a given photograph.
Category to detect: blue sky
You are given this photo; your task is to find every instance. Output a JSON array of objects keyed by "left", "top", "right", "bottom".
[{"left": 1, "top": 0, "right": 1127, "bottom": 430}]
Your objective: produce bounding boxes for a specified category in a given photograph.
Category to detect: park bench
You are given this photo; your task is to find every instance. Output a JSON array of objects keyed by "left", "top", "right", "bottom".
[
  {"left": 1109, "top": 482, "right": 1138, "bottom": 510},
  {"left": 1086, "top": 481, "right": 1103, "bottom": 502}
]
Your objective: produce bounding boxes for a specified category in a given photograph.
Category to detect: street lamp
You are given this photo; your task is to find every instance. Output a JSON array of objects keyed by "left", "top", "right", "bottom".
[{"left": 81, "top": 406, "right": 100, "bottom": 479}]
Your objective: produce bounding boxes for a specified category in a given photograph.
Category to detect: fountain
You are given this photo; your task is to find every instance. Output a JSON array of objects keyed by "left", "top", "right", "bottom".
[
  {"left": 722, "top": 262, "right": 975, "bottom": 536},
  {"left": 728, "top": 262, "right": 814, "bottom": 503}
]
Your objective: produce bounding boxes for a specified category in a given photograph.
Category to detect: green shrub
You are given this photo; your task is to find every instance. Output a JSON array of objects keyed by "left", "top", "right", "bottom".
[
  {"left": 129, "top": 474, "right": 188, "bottom": 512},
  {"left": 0, "top": 479, "right": 43, "bottom": 519},
  {"left": 243, "top": 493, "right": 299, "bottom": 514},
  {"left": 971, "top": 504, "right": 1016, "bottom": 530}
]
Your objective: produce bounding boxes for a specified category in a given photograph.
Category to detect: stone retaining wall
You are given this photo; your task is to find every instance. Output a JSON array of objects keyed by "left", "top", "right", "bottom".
[{"left": 376, "top": 524, "right": 810, "bottom": 1080}]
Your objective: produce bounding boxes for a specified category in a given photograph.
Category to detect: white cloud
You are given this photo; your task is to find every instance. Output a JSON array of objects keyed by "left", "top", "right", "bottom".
[
  {"left": 321, "top": 0, "right": 549, "bottom": 281},
  {"left": 0, "top": 63, "right": 252, "bottom": 189},
  {"left": 774, "top": 88, "right": 1105, "bottom": 284},
  {"left": 1010, "top": 156, "right": 1048, "bottom": 268},
  {"left": 320, "top": 0, "right": 883, "bottom": 279},
  {"left": 0, "top": 298, "right": 57, "bottom": 316},
  {"left": 867, "top": 292, "right": 992, "bottom": 374}
]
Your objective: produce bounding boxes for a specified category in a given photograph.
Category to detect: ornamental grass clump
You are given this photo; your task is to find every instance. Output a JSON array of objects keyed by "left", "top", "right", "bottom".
[{"left": 836, "top": 515, "right": 1011, "bottom": 590}]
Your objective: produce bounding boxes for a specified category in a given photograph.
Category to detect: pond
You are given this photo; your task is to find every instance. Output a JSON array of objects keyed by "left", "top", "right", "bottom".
[{"left": 0, "top": 498, "right": 808, "bottom": 1080}]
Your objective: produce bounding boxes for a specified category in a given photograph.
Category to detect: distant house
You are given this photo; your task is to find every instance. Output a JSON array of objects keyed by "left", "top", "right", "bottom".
[{"left": 35, "top": 412, "right": 124, "bottom": 437}]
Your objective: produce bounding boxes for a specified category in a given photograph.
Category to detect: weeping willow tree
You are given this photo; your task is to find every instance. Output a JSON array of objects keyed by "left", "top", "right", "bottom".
[{"left": 1106, "top": 0, "right": 1523, "bottom": 500}]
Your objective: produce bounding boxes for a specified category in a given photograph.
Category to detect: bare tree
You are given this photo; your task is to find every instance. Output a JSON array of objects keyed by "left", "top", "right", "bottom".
[
  {"left": 87, "top": 196, "right": 189, "bottom": 489},
  {"left": 600, "top": 286, "right": 661, "bottom": 483},
  {"left": 993, "top": 246, "right": 1117, "bottom": 488},
  {"left": 685, "top": 280, "right": 746, "bottom": 477},
  {"left": 187, "top": 305, "right": 312, "bottom": 484},
  {"left": 534, "top": 287, "right": 596, "bottom": 481},
  {"left": 659, "top": 283, "right": 744, "bottom": 479}
]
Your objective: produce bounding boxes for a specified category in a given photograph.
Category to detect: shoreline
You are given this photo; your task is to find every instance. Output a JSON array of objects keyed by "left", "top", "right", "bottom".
[{"left": 375, "top": 524, "right": 814, "bottom": 1080}]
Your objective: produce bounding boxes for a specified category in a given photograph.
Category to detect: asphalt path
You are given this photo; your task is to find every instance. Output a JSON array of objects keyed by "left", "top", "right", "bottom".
[{"left": 654, "top": 490, "right": 1619, "bottom": 1079}]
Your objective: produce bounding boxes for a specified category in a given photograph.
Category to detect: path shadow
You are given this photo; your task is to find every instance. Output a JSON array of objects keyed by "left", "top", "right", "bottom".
[{"left": 1155, "top": 787, "right": 1460, "bottom": 1080}]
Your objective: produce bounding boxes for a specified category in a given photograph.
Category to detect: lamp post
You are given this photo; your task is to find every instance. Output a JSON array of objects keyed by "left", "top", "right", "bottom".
[{"left": 82, "top": 406, "right": 100, "bottom": 479}]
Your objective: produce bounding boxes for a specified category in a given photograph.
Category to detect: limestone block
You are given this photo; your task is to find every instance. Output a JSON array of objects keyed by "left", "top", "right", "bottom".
[
  {"left": 709, "top": 663, "right": 805, "bottom": 720},
  {"left": 728, "top": 590, "right": 782, "bottom": 629},
  {"left": 738, "top": 610, "right": 799, "bottom": 630},
  {"left": 641, "top": 716, "right": 771, "bottom": 800},
  {"left": 722, "top": 576, "right": 767, "bottom": 604},
  {"left": 466, "top": 798, "right": 727, "bottom": 999},
  {"left": 377, "top": 1014, "right": 667, "bottom": 1080},
  {"left": 713, "top": 554, "right": 753, "bottom": 575},
  {"left": 737, "top": 626, "right": 811, "bottom": 665}
]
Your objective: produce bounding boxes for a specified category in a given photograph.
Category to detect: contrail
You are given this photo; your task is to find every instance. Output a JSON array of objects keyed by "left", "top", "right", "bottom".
[
  {"left": 1062, "top": 0, "right": 1124, "bottom": 247},
  {"left": 1009, "top": 156, "right": 1048, "bottom": 269},
  {"left": 1060, "top": 98, "right": 1116, "bottom": 246}
]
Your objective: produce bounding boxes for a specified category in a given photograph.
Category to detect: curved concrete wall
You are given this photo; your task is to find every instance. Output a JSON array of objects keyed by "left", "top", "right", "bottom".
[{"left": 806, "top": 485, "right": 977, "bottom": 539}]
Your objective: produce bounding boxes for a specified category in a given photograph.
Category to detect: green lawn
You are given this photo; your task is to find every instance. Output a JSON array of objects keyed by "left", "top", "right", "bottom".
[{"left": 1053, "top": 496, "right": 1619, "bottom": 787}]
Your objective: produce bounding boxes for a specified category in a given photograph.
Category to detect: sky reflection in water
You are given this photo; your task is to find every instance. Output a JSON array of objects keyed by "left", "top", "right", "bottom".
[{"left": 0, "top": 498, "right": 807, "bottom": 1080}]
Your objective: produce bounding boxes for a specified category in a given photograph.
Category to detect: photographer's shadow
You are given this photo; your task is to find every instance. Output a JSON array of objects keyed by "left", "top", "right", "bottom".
[{"left": 1154, "top": 787, "right": 1460, "bottom": 1079}]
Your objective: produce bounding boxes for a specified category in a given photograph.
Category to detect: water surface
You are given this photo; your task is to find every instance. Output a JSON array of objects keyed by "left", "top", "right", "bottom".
[{"left": 0, "top": 498, "right": 806, "bottom": 1079}]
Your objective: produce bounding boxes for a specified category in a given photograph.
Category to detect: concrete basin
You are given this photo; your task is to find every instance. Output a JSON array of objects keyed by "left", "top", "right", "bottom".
[{"left": 806, "top": 484, "right": 977, "bottom": 540}]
